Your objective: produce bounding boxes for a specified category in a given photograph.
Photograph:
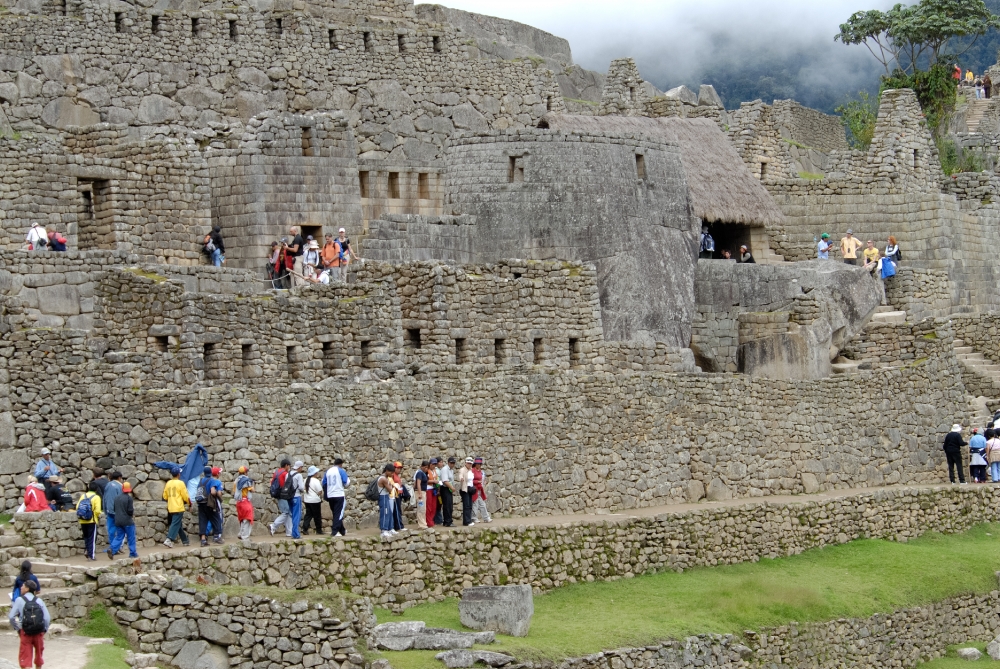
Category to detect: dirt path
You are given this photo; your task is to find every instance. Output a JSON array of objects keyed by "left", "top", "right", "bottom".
[{"left": 0, "top": 631, "right": 99, "bottom": 669}]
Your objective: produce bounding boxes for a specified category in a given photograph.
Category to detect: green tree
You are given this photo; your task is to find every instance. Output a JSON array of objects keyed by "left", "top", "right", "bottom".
[{"left": 836, "top": 90, "right": 879, "bottom": 149}]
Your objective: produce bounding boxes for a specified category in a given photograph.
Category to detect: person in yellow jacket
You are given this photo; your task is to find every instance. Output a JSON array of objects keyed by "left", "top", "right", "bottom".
[
  {"left": 162, "top": 467, "right": 192, "bottom": 548},
  {"left": 76, "top": 483, "right": 102, "bottom": 561}
]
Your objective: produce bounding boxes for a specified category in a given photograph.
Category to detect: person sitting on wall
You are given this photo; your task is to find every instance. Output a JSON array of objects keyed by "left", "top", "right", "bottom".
[
  {"left": 33, "top": 447, "right": 60, "bottom": 488},
  {"left": 885, "top": 236, "right": 901, "bottom": 264},
  {"left": 25, "top": 222, "right": 47, "bottom": 252},
  {"left": 840, "top": 229, "right": 863, "bottom": 265},
  {"left": 863, "top": 240, "right": 880, "bottom": 268},
  {"left": 21, "top": 477, "right": 50, "bottom": 513},
  {"left": 46, "top": 230, "right": 67, "bottom": 252},
  {"left": 44, "top": 477, "right": 73, "bottom": 512},
  {"left": 203, "top": 226, "right": 225, "bottom": 267},
  {"left": 738, "top": 245, "right": 755, "bottom": 264}
]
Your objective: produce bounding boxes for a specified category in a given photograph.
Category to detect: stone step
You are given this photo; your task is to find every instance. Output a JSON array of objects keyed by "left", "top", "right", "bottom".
[
  {"left": 0, "top": 536, "right": 23, "bottom": 548},
  {"left": 954, "top": 346, "right": 975, "bottom": 354},
  {"left": 955, "top": 339, "right": 966, "bottom": 347},
  {"left": 832, "top": 362, "right": 861, "bottom": 375},
  {"left": 875, "top": 305, "right": 896, "bottom": 313},
  {"left": 959, "top": 353, "right": 986, "bottom": 361},
  {"left": 870, "top": 311, "right": 906, "bottom": 325}
]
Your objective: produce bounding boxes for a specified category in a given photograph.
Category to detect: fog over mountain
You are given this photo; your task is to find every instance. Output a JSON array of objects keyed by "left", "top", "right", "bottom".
[{"left": 417, "top": 0, "right": 1000, "bottom": 113}]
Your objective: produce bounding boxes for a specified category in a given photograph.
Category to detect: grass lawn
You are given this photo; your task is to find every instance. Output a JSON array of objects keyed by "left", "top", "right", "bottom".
[
  {"left": 922, "top": 644, "right": 1000, "bottom": 667},
  {"left": 77, "top": 605, "right": 132, "bottom": 669},
  {"left": 83, "top": 643, "right": 129, "bottom": 669},
  {"left": 378, "top": 524, "right": 1000, "bottom": 669}
]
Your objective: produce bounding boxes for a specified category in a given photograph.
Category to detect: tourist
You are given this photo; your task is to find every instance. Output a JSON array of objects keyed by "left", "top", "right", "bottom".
[
  {"left": 378, "top": 464, "right": 398, "bottom": 539},
  {"left": 471, "top": 458, "right": 492, "bottom": 524},
  {"left": 203, "top": 226, "right": 225, "bottom": 267},
  {"left": 324, "top": 458, "right": 349, "bottom": 537},
  {"left": 90, "top": 468, "right": 109, "bottom": 497},
  {"left": 303, "top": 240, "right": 321, "bottom": 281},
  {"left": 269, "top": 459, "right": 295, "bottom": 537},
  {"left": 392, "top": 462, "right": 407, "bottom": 531},
  {"left": 302, "top": 465, "right": 324, "bottom": 535},
  {"left": 162, "top": 467, "right": 191, "bottom": 548},
  {"left": 11, "top": 562, "right": 39, "bottom": 603},
  {"left": 9, "top": 581, "right": 50, "bottom": 669},
  {"left": 44, "top": 476, "right": 73, "bottom": 511},
  {"left": 885, "top": 236, "right": 900, "bottom": 264},
  {"left": 987, "top": 429, "right": 1000, "bottom": 483},
  {"left": 287, "top": 226, "right": 305, "bottom": 286},
  {"left": 21, "top": 477, "right": 49, "bottom": 513},
  {"left": 738, "top": 245, "right": 755, "bottom": 264},
  {"left": 426, "top": 458, "right": 440, "bottom": 528},
  {"left": 817, "top": 233, "right": 831, "bottom": 260},
  {"left": 986, "top": 74, "right": 993, "bottom": 99},
  {"left": 103, "top": 472, "right": 123, "bottom": 549},
  {"left": 943, "top": 424, "right": 968, "bottom": 484},
  {"left": 25, "top": 222, "right": 47, "bottom": 251},
  {"left": 76, "top": 481, "right": 102, "bottom": 561},
  {"left": 267, "top": 242, "right": 281, "bottom": 288},
  {"left": 234, "top": 466, "right": 255, "bottom": 540},
  {"left": 336, "top": 228, "right": 353, "bottom": 274},
  {"left": 840, "top": 229, "right": 863, "bottom": 265},
  {"left": 457, "top": 457, "right": 475, "bottom": 527},
  {"left": 321, "top": 234, "right": 338, "bottom": 272},
  {"left": 196, "top": 466, "right": 224, "bottom": 546},
  {"left": 288, "top": 461, "right": 305, "bottom": 539},
  {"left": 108, "top": 482, "right": 138, "bottom": 559},
  {"left": 47, "top": 230, "right": 67, "bottom": 252},
  {"left": 954, "top": 64, "right": 962, "bottom": 81},
  {"left": 863, "top": 241, "right": 879, "bottom": 267},
  {"left": 976, "top": 78, "right": 984, "bottom": 99},
  {"left": 276, "top": 239, "right": 293, "bottom": 289},
  {"left": 33, "top": 447, "right": 60, "bottom": 488},
  {"left": 415, "top": 461, "right": 430, "bottom": 530},
  {"left": 970, "top": 428, "right": 989, "bottom": 483},
  {"left": 967, "top": 69, "right": 975, "bottom": 83},
  {"left": 721, "top": 250, "right": 732, "bottom": 260},
  {"left": 438, "top": 457, "right": 456, "bottom": 527},
  {"left": 699, "top": 226, "right": 715, "bottom": 259}
]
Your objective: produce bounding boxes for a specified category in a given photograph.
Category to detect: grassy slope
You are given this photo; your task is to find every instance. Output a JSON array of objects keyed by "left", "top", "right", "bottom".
[
  {"left": 379, "top": 524, "right": 1000, "bottom": 669},
  {"left": 78, "top": 605, "right": 131, "bottom": 669},
  {"left": 924, "top": 644, "right": 1000, "bottom": 668}
]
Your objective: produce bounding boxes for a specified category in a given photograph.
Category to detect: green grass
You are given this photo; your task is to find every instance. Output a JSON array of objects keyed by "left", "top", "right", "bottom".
[
  {"left": 195, "top": 583, "right": 357, "bottom": 617},
  {"left": 379, "top": 524, "right": 1000, "bottom": 669},
  {"left": 798, "top": 171, "right": 826, "bottom": 180},
  {"left": 922, "top": 643, "right": 1000, "bottom": 667},
  {"left": 77, "top": 605, "right": 130, "bottom": 650},
  {"left": 84, "top": 643, "right": 129, "bottom": 669},
  {"left": 0, "top": 513, "right": 13, "bottom": 525}
]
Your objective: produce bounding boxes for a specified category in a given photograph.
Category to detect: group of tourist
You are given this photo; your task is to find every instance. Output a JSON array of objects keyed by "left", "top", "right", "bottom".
[
  {"left": 23, "top": 222, "right": 67, "bottom": 252},
  {"left": 698, "top": 228, "right": 755, "bottom": 263},
  {"left": 266, "top": 226, "right": 355, "bottom": 289},
  {"left": 956, "top": 66, "right": 993, "bottom": 100},
  {"left": 942, "top": 415, "right": 1000, "bottom": 485}
]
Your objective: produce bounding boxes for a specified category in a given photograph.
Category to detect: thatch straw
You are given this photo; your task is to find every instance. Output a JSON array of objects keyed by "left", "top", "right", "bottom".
[{"left": 539, "top": 114, "right": 785, "bottom": 226}]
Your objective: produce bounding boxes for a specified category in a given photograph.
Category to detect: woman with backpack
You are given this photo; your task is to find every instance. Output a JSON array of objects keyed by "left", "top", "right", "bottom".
[
  {"left": 301, "top": 466, "right": 324, "bottom": 535},
  {"left": 11, "top": 561, "right": 39, "bottom": 603},
  {"left": 885, "top": 236, "right": 901, "bottom": 264},
  {"left": 76, "top": 481, "right": 103, "bottom": 560}
]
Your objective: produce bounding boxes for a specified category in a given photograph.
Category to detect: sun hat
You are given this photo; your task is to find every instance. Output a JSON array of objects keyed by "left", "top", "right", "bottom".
[
  {"left": 171, "top": 467, "right": 182, "bottom": 476},
  {"left": 306, "top": 465, "right": 319, "bottom": 476},
  {"left": 952, "top": 424, "right": 963, "bottom": 432},
  {"left": 339, "top": 227, "right": 346, "bottom": 233},
  {"left": 474, "top": 457, "right": 483, "bottom": 465},
  {"left": 821, "top": 233, "right": 830, "bottom": 239},
  {"left": 465, "top": 457, "right": 474, "bottom": 464},
  {"left": 308, "top": 240, "right": 320, "bottom": 250}
]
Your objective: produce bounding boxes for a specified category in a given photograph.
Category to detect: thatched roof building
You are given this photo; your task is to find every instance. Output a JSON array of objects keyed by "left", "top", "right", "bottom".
[{"left": 538, "top": 114, "right": 785, "bottom": 227}]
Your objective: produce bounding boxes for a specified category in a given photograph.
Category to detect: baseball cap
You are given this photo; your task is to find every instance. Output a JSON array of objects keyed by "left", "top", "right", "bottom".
[
  {"left": 429, "top": 458, "right": 438, "bottom": 465},
  {"left": 211, "top": 467, "right": 221, "bottom": 476},
  {"left": 821, "top": 233, "right": 830, "bottom": 239},
  {"left": 293, "top": 461, "right": 304, "bottom": 470},
  {"left": 203, "top": 466, "right": 212, "bottom": 476},
  {"left": 40, "top": 448, "right": 50, "bottom": 455},
  {"left": 339, "top": 227, "right": 346, "bottom": 233},
  {"left": 394, "top": 461, "right": 403, "bottom": 468},
  {"left": 171, "top": 466, "right": 182, "bottom": 476},
  {"left": 448, "top": 457, "right": 456, "bottom": 463},
  {"left": 465, "top": 457, "right": 474, "bottom": 464},
  {"left": 846, "top": 228, "right": 854, "bottom": 234},
  {"left": 122, "top": 482, "right": 132, "bottom": 493}
]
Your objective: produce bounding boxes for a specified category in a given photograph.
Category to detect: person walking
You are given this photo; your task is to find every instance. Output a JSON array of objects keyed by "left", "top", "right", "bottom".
[
  {"left": 162, "top": 467, "right": 191, "bottom": 548},
  {"left": 234, "top": 466, "right": 255, "bottom": 541},
  {"left": 392, "top": 462, "right": 407, "bottom": 532},
  {"left": 840, "top": 229, "right": 863, "bottom": 266},
  {"left": 269, "top": 459, "right": 295, "bottom": 537},
  {"left": 108, "top": 482, "right": 138, "bottom": 559},
  {"left": 323, "top": 458, "right": 349, "bottom": 537},
  {"left": 195, "top": 467, "right": 224, "bottom": 546},
  {"left": 817, "top": 233, "right": 831, "bottom": 260},
  {"left": 987, "top": 429, "right": 1000, "bottom": 483},
  {"left": 102, "top": 472, "right": 123, "bottom": 550},
  {"left": 457, "top": 457, "right": 475, "bottom": 527},
  {"left": 301, "top": 465, "right": 324, "bottom": 535},
  {"left": 11, "top": 562, "right": 39, "bottom": 603},
  {"left": 970, "top": 428, "right": 989, "bottom": 483},
  {"left": 76, "top": 482, "right": 102, "bottom": 561},
  {"left": 414, "top": 461, "right": 430, "bottom": 530},
  {"left": 943, "top": 424, "right": 968, "bottom": 484},
  {"left": 472, "top": 458, "right": 492, "bottom": 523},
  {"left": 9, "top": 581, "right": 49, "bottom": 669},
  {"left": 288, "top": 461, "right": 305, "bottom": 539},
  {"left": 378, "top": 464, "right": 397, "bottom": 539},
  {"left": 439, "top": 457, "right": 455, "bottom": 527}
]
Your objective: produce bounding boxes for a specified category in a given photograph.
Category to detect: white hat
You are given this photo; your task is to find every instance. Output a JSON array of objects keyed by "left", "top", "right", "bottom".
[
  {"left": 308, "top": 240, "right": 320, "bottom": 250},
  {"left": 293, "top": 460, "right": 304, "bottom": 470},
  {"left": 339, "top": 227, "right": 346, "bottom": 233},
  {"left": 952, "top": 424, "right": 963, "bottom": 432},
  {"left": 40, "top": 448, "right": 50, "bottom": 455},
  {"left": 465, "top": 457, "right": 474, "bottom": 464}
]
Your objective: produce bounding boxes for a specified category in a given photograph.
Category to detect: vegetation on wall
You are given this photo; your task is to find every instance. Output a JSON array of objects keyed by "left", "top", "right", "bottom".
[{"left": 836, "top": 90, "right": 879, "bottom": 149}]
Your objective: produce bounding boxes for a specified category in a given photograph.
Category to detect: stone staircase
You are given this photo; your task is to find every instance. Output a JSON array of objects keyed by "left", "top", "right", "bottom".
[
  {"left": 831, "top": 307, "right": 907, "bottom": 375},
  {"left": 965, "top": 98, "right": 996, "bottom": 133},
  {"left": 869, "top": 305, "right": 906, "bottom": 325},
  {"left": 954, "top": 338, "right": 1000, "bottom": 402}
]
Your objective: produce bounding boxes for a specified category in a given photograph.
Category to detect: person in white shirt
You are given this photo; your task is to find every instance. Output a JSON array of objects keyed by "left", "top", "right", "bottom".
[
  {"left": 301, "top": 465, "right": 325, "bottom": 535},
  {"left": 25, "top": 223, "right": 47, "bottom": 252},
  {"left": 457, "top": 457, "right": 475, "bottom": 526},
  {"left": 437, "top": 457, "right": 456, "bottom": 527},
  {"left": 323, "top": 458, "right": 350, "bottom": 536}
]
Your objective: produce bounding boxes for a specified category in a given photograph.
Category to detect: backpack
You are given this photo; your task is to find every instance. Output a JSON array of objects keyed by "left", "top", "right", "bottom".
[
  {"left": 21, "top": 595, "right": 45, "bottom": 636},
  {"left": 269, "top": 470, "right": 284, "bottom": 499},
  {"left": 278, "top": 471, "right": 296, "bottom": 500},
  {"left": 195, "top": 477, "right": 212, "bottom": 506},
  {"left": 339, "top": 239, "right": 350, "bottom": 263},
  {"left": 76, "top": 493, "right": 94, "bottom": 521},
  {"left": 894, "top": 248, "right": 902, "bottom": 262},
  {"left": 365, "top": 478, "right": 381, "bottom": 502},
  {"left": 203, "top": 238, "right": 216, "bottom": 255}
]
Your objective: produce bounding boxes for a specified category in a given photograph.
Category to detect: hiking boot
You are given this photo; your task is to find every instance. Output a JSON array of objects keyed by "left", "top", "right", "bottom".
[
  {"left": 200, "top": 539, "right": 208, "bottom": 547},
  {"left": 212, "top": 536, "right": 223, "bottom": 545},
  {"left": 163, "top": 539, "right": 174, "bottom": 548},
  {"left": 106, "top": 549, "right": 114, "bottom": 560}
]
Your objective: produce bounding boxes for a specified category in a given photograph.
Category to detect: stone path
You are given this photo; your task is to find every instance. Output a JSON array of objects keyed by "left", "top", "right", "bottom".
[{"left": 0, "top": 630, "right": 99, "bottom": 669}]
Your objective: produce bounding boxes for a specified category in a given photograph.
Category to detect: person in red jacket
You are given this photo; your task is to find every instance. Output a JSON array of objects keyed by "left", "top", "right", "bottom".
[
  {"left": 22, "top": 477, "right": 50, "bottom": 513},
  {"left": 471, "top": 458, "right": 491, "bottom": 523}
]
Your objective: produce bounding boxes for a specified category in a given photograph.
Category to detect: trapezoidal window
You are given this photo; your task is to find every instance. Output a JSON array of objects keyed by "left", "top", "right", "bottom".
[
  {"left": 432, "top": 35, "right": 441, "bottom": 52},
  {"left": 286, "top": 345, "right": 301, "bottom": 379},
  {"left": 114, "top": 12, "right": 124, "bottom": 32},
  {"left": 388, "top": 172, "right": 400, "bottom": 199},
  {"left": 301, "top": 127, "right": 314, "bottom": 157},
  {"left": 191, "top": 17, "right": 200, "bottom": 36},
  {"left": 359, "top": 171, "right": 370, "bottom": 198},
  {"left": 508, "top": 156, "right": 524, "bottom": 183},
  {"left": 363, "top": 31, "right": 373, "bottom": 53},
  {"left": 360, "top": 340, "right": 373, "bottom": 368},
  {"left": 203, "top": 343, "right": 221, "bottom": 380},
  {"left": 569, "top": 338, "right": 581, "bottom": 367},
  {"left": 405, "top": 328, "right": 421, "bottom": 350},
  {"left": 322, "top": 341, "right": 340, "bottom": 372},
  {"left": 329, "top": 29, "right": 337, "bottom": 50},
  {"left": 454, "top": 338, "right": 470, "bottom": 364},
  {"left": 494, "top": 338, "right": 506, "bottom": 365},
  {"left": 229, "top": 19, "right": 238, "bottom": 41},
  {"left": 152, "top": 335, "right": 169, "bottom": 352},
  {"left": 418, "top": 173, "right": 430, "bottom": 199},
  {"left": 759, "top": 162, "right": 767, "bottom": 180},
  {"left": 77, "top": 179, "right": 112, "bottom": 250},
  {"left": 533, "top": 338, "right": 543, "bottom": 364},
  {"left": 241, "top": 344, "right": 254, "bottom": 379},
  {"left": 397, "top": 34, "right": 406, "bottom": 52},
  {"left": 151, "top": 15, "right": 161, "bottom": 34},
  {"left": 635, "top": 154, "right": 646, "bottom": 180}
]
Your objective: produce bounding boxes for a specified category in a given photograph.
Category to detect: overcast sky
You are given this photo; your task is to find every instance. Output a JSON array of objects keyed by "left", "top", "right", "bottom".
[{"left": 416, "top": 0, "right": 895, "bottom": 107}]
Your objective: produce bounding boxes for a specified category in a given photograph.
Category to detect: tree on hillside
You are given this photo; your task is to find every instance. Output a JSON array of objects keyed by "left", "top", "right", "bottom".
[{"left": 836, "top": 0, "right": 1000, "bottom": 75}]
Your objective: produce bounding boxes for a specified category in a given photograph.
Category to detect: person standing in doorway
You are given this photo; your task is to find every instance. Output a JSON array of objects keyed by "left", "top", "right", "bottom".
[
  {"left": 943, "top": 424, "right": 968, "bottom": 484},
  {"left": 840, "top": 229, "right": 863, "bottom": 265},
  {"left": 9, "top": 581, "right": 49, "bottom": 669},
  {"left": 324, "top": 458, "right": 349, "bottom": 537},
  {"left": 162, "top": 467, "right": 191, "bottom": 548}
]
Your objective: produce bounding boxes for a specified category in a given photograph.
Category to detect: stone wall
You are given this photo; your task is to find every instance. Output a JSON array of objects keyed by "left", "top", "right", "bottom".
[
  {"left": 884, "top": 266, "right": 952, "bottom": 322},
  {"left": 841, "top": 318, "right": 943, "bottom": 366},
  {"left": 120, "top": 485, "right": 1000, "bottom": 612},
  {"left": 952, "top": 313, "right": 1000, "bottom": 366},
  {"left": 772, "top": 99, "right": 848, "bottom": 153}
]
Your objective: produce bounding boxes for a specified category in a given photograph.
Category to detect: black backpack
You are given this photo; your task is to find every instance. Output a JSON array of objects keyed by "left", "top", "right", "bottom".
[
  {"left": 21, "top": 594, "right": 45, "bottom": 636},
  {"left": 365, "top": 478, "right": 381, "bottom": 502},
  {"left": 195, "top": 478, "right": 212, "bottom": 506},
  {"left": 278, "top": 471, "right": 297, "bottom": 500},
  {"left": 269, "top": 470, "right": 283, "bottom": 499}
]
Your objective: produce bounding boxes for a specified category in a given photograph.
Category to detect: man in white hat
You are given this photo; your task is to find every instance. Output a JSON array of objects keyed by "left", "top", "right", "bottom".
[
  {"left": 334, "top": 228, "right": 353, "bottom": 281},
  {"left": 942, "top": 424, "right": 967, "bottom": 484},
  {"left": 457, "top": 457, "right": 476, "bottom": 526},
  {"left": 25, "top": 222, "right": 47, "bottom": 252},
  {"left": 33, "top": 446, "right": 60, "bottom": 489}
]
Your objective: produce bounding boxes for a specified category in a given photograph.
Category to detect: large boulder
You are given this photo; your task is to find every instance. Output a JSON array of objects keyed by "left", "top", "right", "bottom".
[
  {"left": 436, "top": 650, "right": 516, "bottom": 668},
  {"left": 665, "top": 85, "right": 698, "bottom": 106},
  {"left": 458, "top": 585, "right": 533, "bottom": 637},
  {"left": 698, "top": 84, "right": 724, "bottom": 108},
  {"left": 41, "top": 98, "right": 99, "bottom": 129},
  {"left": 372, "top": 621, "right": 494, "bottom": 651}
]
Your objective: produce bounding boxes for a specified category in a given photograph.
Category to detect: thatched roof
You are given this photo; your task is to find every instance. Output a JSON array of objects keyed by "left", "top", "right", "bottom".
[{"left": 539, "top": 114, "right": 785, "bottom": 226}]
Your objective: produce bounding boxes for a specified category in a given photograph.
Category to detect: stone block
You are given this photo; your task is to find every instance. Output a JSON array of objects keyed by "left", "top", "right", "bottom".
[
  {"left": 436, "top": 650, "right": 515, "bottom": 668},
  {"left": 41, "top": 97, "right": 99, "bottom": 130},
  {"left": 172, "top": 640, "right": 211, "bottom": 669},
  {"left": 458, "top": 585, "right": 533, "bottom": 637},
  {"left": 198, "top": 618, "right": 238, "bottom": 645},
  {"left": 35, "top": 283, "right": 80, "bottom": 316}
]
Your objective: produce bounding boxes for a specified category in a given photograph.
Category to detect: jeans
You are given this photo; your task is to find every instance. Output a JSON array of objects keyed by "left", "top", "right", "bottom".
[
  {"left": 393, "top": 494, "right": 405, "bottom": 530},
  {"left": 81, "top": 523, "right": 97, "bottom": 559},
  {"left": 110, "top": 524, "right": 137, "bottom": 557},
  {"left": 439, "top": 488, "right": 454, "bottom": 527},
  {"left": 328, "top": 497, "right": 346, "bottom": 536},
  {"left": 270, "top": 499, "right": 293, "bottom": 536},
  {"left": 302, "top": 502, "right": 323, "bottom": 534},
  {"left": 473, "top": 497, "right": 491, "bottom": 523},
  {"left": 106, "top": 514, "right": 118, "bottom": 547},
  {"left": 992, "top": 461, "right": 1000, "bottom": 482},
  {"left": 211, "top": 248, "right": 223, "bottom": 267},
  {"left": 946, "top": 448, "right": 966, "bottom": 483},
  {"left": 166, "top": 512, "right": 189, "bottom": 544},
  {"left": 290, "top": 497, "right": 302, "bottom": 539},
  {"left": 198, "top": 504, "right": 223, "bottom": 539},
  {"left": 378, "top": 495, "right": 394, "bottom": 532}
]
